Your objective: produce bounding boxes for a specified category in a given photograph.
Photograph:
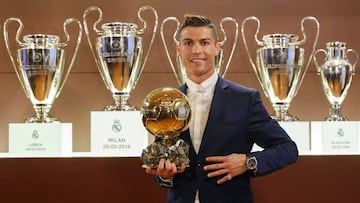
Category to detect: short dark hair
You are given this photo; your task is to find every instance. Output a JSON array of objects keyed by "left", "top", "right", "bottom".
[{"left": 178, "top": 14, "right": 218, "bottom": 42}]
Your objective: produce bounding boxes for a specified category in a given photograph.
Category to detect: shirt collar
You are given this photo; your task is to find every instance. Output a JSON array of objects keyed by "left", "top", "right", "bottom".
[{"left": 186, "top": 72, "right": 218, "bottom": 96}]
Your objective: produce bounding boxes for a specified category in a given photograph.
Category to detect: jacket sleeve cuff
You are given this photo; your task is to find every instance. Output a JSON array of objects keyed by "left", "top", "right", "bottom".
[{"left": 157, "top": 176, "right": 174, "bottom": 188}]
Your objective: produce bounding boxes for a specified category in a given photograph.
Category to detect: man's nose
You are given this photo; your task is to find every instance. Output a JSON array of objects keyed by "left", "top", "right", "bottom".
[{"left": 192, "top": 43, "right": 201, "bottom": 53}]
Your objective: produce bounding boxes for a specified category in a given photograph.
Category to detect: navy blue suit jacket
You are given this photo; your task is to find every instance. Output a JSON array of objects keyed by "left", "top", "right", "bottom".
[{"left": 161, "top": 77, "right": 298, "bottom": 203}]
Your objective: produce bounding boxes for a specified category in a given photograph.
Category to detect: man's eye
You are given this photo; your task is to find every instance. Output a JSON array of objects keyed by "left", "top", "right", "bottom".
[
  {"left": 201, "top": 41, "right": 210, "bottom": 46},
  {"left": 184, "top": 41, "right": 192, "bottom": 46}
]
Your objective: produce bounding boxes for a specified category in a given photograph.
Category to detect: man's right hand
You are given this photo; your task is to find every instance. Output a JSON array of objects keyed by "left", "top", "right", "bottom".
[{"left": 145, "top": 159, "right": 186, "bottom": 179}]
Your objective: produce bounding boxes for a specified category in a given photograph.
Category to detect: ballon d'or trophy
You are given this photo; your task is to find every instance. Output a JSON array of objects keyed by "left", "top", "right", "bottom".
[
  {"left": 83, "top": 6, "right": 158, "bottom": 111},
  {"left": 241, "top": 16, "right": 320, "bottom": 121},
  {"left": 161, "top": 16, "right": 238, "bottom": 85},
  {"left": 3, "top": 18, "right": 82, "bottom": 123},
  {"left": 141, "top": 87, "right": 191, "bottom": 168},
  {"left": 313, "top": 42, "right": 358, "bottom": 121}
]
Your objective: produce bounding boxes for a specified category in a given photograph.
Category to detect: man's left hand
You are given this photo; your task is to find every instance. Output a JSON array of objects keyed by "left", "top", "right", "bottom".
[{"left": 203, "top": 153, "right": 248, "bottom": 184}]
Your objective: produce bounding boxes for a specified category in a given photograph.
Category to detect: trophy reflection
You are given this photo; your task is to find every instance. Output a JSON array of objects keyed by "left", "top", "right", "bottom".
[
  {"left": 141, "top": 87, "right": 191, "bottom": 169},
  {"left": 3, "top": 18, "right": 82, "bottom": 123},
  {"left": 83, "top": 6, "right": 158, "bottom": 111},
  {"left": 241, "top": 16, "right": 320, "bottom": 121},
  {"left": 161, "top": 16, "right": 238, "bottom": 85},
  {"left": 313, "top": 42, "right": 358, "bottom": 121}
]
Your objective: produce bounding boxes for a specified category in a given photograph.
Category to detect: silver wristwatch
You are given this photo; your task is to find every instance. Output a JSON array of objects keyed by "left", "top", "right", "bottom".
[{"left": 246, "top": 154, "right": 258, "bottom": 170}]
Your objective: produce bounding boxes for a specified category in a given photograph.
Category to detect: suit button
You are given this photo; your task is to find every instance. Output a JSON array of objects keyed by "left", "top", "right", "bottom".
[{"left": 197, "top": 161, "right": 201, "bottom": 167}]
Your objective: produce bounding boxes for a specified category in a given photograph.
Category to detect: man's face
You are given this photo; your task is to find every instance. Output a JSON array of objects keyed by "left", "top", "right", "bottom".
[{"left": 177, "top": 26, "right": 220, "bottom": 82}]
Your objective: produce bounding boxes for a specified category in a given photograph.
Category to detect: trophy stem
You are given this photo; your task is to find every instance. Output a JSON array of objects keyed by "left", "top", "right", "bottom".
[
  {"left": 326, "top": 104, "right": 347, "bottom": 121},
  {"left": 272, "top": 104, "right": 298, "bottom": 122},
  {"left": 162, "top": 138, "right": 176, "bottom": 147},
  {"left": 26, "top": 104, "right": 57, "bottom": 123},
  {"left": 105, "top": 93, "right": 135, "bottom": 111}
]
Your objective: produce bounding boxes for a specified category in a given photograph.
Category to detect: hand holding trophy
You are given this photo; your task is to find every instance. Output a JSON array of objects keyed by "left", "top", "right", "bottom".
[
  {"left": 241, "top": 16, "right": 320, "bottom": 121},
  {"left": 141, "top": 87, "right": 191, "bottom": 169},
  {"left": 313, "top": 42, "right": 358, "bottom": 121},
  {"left": 83, "top": 6, "right": 158, "bottom": 111},
  {"left": 3, "top": 17, "right": 82, "bottom": 123},
  {"left": 161, "top": 16, "right": 238, "bottom": 85}
]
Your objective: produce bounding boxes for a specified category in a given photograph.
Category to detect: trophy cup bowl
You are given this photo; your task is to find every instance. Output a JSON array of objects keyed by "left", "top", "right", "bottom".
[
  {"left": 3, "top": 18, "right": 82, "bottom": 123},
  {"left": 161, "top": 16, "right": 238, "bottom": 85},
  {"left": 83, "top": 6, "right": 158, "bottom": 111},
  {"left": 96, "top": 22, "right": 143, "bottom": 111},
  {"left": 141, "top": 87, "right": 191, "bottom": 169},
  {"left": 242, "top": 16, "right": 320, "bottom": 121},
  {"left": 257, "top": 34, "right": 304, "bottom": 121},
  {"left": 314, "top": 41, "right": 358, "bottom": 121}
]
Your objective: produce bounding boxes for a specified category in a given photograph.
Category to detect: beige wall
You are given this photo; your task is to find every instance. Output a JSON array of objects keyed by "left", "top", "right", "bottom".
[{"left": 0, "top": 0, "right": 359, "bottom": 152}]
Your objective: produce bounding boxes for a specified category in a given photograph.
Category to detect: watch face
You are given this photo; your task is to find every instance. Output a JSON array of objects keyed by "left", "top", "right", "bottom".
[{"left": 247, "top": 156, "right": 257, "bottom": 170}]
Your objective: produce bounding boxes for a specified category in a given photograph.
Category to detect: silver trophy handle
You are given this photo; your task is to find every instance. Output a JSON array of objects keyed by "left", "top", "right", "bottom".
[
  {"left": 3, "top": 18, "right": 29, "bottom": 97},
  {"left": 133, "top": 5, "right": 158, "bottom": 88},
  {"left": 83, "top": 6, "right": 104, "bottom": 34},
  {"left": 160, "top": 17, "right": 182, "bottom": 85},
  {"left": 313, "top": 49, "right": 327, "bottom": 74},
  {"left": 56, "top": 18, "right": 82, "bottom": 98},
  {"left": 297, "top": 16, "right": 320, "bottom": 46},
  {"left": 218, "top": 17, "right": 239, "bottom": 78},
  {"left": 83, "top": 6, "right": 110, "bottom": 89},
  {"left": 293, "top": 16, "right": 320, "bottom": 97},
  {"left": 346, "top": 49, "right": 359, "bottom": 75},
  {"left": 241, "top": 16, "right": 267, "bottom": 96}
]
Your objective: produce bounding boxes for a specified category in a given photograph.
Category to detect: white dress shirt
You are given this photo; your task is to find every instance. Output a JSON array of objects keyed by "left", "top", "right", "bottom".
[{"left": 185, "top": 72, "right": 218, "bottom": 203}]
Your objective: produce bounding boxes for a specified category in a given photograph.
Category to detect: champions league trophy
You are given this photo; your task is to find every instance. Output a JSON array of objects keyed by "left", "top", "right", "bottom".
[
  {"left": 141, "top": 87, "right": 191, "bottom": 169},
  {"left": 160, "top": 16, "right": 238, "bottom": 85},
  {"left": 241, "top": 16, "right": 320, "bottom": 121},
  {"left": 313, "top": 42, "right": 358, "bottom": 121},
  {"left": 83, "top": 6, "right": 158, "bottom": 111},
  {"left": 3, "top": 18, "right": 82, "bottom": 123}
]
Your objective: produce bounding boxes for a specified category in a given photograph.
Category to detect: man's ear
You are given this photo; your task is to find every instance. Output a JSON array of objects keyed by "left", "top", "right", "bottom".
[
  {"left": 176, "top": 43, "right": 180, "bottom": 54},
  {"left": 215, "top": 42, "right": 221, "bottom": 55}
]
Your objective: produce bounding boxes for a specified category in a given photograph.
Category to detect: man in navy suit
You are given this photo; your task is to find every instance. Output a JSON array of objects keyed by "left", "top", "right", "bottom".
[{"left": 145, "top": 14, "right": 298, "bottom": 203}]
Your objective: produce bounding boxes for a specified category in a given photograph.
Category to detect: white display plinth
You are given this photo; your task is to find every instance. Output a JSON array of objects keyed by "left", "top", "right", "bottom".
[
  {"left": 311, "top": 121, "right": 359, "bottom": 154},
  {"left": 90, "top": 111, "right": 148, "bottom": 157},
  {"left": 252, "top": 121, "right": 310, "bottom": 154},
  {"left": 8, "top": 123, "right": 72, "bottom": 156}
]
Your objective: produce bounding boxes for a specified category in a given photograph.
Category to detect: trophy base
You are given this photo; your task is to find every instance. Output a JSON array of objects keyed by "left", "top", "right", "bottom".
[
  {"left": 141, "top": 138, "right": 190, "bottom": 169},
  {"left": 325, "top": 114, "right": 348, "bottom": 121},
  {"left": 325, "top": 117, "right": 347, "bottom": 121},
  {"left": 271, "top": 112, "right": 298, "bottom": 122},
  {"left": 25, "top": 115, "right": 59, "bottom": 123},
  {"left": 104, "top": 104, "right": 136, "bottom": 111}
]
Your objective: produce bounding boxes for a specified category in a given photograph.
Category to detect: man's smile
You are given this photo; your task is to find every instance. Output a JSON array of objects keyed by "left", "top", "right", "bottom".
[{"left": 190, "top": 58, "right": 206, "bottom": 62}]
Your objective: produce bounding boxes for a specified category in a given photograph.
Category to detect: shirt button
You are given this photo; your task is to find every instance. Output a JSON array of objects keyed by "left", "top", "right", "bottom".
[{"left": 197, "top": 161, "right": 201, "bottom": 167}]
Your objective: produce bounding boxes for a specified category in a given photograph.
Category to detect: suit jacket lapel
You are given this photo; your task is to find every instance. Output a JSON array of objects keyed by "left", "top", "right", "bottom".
[{"left": 178, "top": 79, "right": 228, "bottom": 155}]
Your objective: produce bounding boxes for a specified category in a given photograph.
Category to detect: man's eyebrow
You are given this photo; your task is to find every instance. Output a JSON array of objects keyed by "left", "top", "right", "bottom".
[
  {"left": 181, "top": 38, "right": 193, "bottom": 41},
  {"left": 181, "top": 38, "right": 212, "bottom": 41}
]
